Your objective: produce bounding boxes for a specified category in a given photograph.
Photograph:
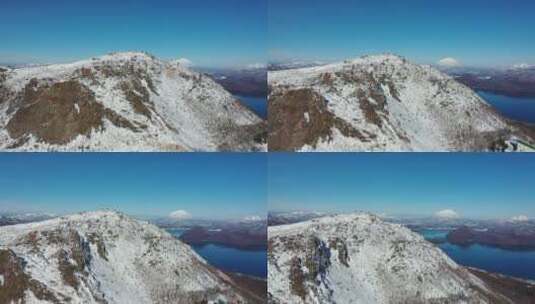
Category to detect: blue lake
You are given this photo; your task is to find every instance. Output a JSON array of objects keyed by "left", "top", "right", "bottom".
[
  {"left": 478, "top": 91, "right": 535, "bottom": 124},
  {"left": 236, "top": 95, "right": 267, "bottom": 120},
  {"left": 166, "top": 228, "right": 267, "bottom": 278},
  {"left": 419, "top": 229, "right": 535, "bottom": 280},
  {"left": 192, "top": 244, "right": 267, "bottom": 278}
]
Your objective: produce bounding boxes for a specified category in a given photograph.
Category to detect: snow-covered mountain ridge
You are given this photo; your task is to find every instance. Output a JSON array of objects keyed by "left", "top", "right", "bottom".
[
  {"left": 268, "top": 213, "right": 528, "bottom": 303},
  {"left": 268, "top": 54, "right": 535, "bottom": 151},
  {"left": 0, "top": 52, "right": 266, "bottom": 151},
  {"left": 0, "top": 210, "right": 258, "bottom": 303}
]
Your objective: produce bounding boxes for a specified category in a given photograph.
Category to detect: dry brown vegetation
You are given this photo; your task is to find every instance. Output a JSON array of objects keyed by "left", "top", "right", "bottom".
[
  {"left": 217, "top": 118, "right": 267, "bottom": 152},
  {"left": 6, "top": 79, "right": 143, "bottom": 147},
  {"left": 470, "top": 268, "right": 535, "bottom": 304},
  {"left": 268, "top": 88, "right": 372, "bottom": 151},
  {"left": 0, "top": 249, "right": 66, "bottom": 304}
]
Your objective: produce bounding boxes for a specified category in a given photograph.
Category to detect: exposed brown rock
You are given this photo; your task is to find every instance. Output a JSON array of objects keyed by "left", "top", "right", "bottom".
[
  {"left": 56, "top": 230, "right": 91, "bottom": 290},
  {"left": 356, "top": 88, "right": 387, "bottom": 128},
  {"left": 268, "top": 88, "right": 371, "bottom": 151},
  {"left": 453, "top": 128, "right": 515, "bottom": 151},
  {"left": 226, "top": 272, "right": 267, "bottom": 304},
  {"left": 6, "top": 80, "right": 141, "bottom": 145},
  {"left": 303, "top": 237, "right": 331, "bottom": 281},
  {"left": 0, "top": 249, "right": 64, "bottom": 304},
  {"left": 0, "top": 85, "right": 10, "bottom": 105},
  {"left": 217, "top": 117, "right": 267, "bottom": 152},
  {"left": 320, "top": 72, "right": 334, "bottom": 87},
  {"left": 74, "top": 67, "right": 100, "bottom": 86},
  {"left": 0, "top": 68, "right": 7, "bottom": 84},
  {"left": 284, "top": 236, "right": 334, "bottom": 301},
  {"left": 289, "top": 257, "right": 307, "bottom": 300},
  {"left": 386, "top": 81, "right": 401, "bottom": 101},
  {"left": 0, "top": 249, "right": 28, "bottom": 303},
  {"left": 7, "top": 80, "right": 106, "bottom": 144},
  {"left": 120, "top": 78, "right": 154, "bottom": 119},
  {"left": 87, "top": 233, "right": 108, "bottom": 261},
  {"left": 329, "top": 238, "right": 350, "bottom": 267},
  {"left": 104, "top": 108, "right": 144, "bottom": 131},
  {"left": 468, "top": 268, "right": 535, "bottom": 304},
  {"left": 16, "top": 230, "right": 41, "bottom": 254}
]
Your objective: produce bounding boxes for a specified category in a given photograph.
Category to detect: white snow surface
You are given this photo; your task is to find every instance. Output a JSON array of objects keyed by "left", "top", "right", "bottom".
[
  {"left": 303, "top": 112, "right": 310, "bottom": 124},
  {"left": 0, "top": 52, "right": 264, "bottom": 151},
  {"left": 0, "top": 210, "right": 248, "bottom": 303},
  {"left": 268, "top": 213, "right": 512, "bottom": 304},
  {"left": 268, "top": 54, "right": 529, "bottom": 151}
]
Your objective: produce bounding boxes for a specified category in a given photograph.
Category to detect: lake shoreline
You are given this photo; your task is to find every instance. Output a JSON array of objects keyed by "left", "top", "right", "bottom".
[
  {"left": 235, "top": 94, "right": 267, "bottom": 120},
  {"left": 477, "top": 90, "right": 535, "bottom": 124},
  {"left": 419, "top": 228, "right": 535, "bottom": 281}
]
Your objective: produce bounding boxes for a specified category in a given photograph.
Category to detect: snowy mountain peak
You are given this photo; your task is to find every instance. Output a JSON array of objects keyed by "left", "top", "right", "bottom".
[
  {"left": 268, "top": 213, "right": 519, "bottom": 303},
  {"left": 169, "top": 58, "right": 194, "bottom": 67},
  {"left": 53, "top": 209, "right": 132, "bottom": 225},
  {"left": 346, "top": 53, "right": 406, "bottom": 65},
  {"left": 0, "top": 211, "right": 255, "bottom": 303},
  {"left": 0, "top": 52, "right": 266, "bottom": 152},
  {"left": 98, "top": 51, "right": 156, "bottom": 62},
  {"left": 268, "top": 54, "right": 535, "bottom": 151}
]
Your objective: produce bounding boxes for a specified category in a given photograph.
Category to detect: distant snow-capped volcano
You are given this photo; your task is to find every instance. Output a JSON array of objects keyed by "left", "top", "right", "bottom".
[
  {"left": 0, "top": 210, "right": 259, "bottom": 303},
  {"left": 268, "top": 54, "right": 535, "bottom": 151},
  {"left": 0, "top": 52, "right": 266, "bottom": 151},
  {"left": 268, "top": 213, "right": 531, "bottom": 303}
]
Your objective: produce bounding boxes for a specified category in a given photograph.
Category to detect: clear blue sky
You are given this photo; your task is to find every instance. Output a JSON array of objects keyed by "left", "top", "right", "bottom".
[
  {"left": 269, "top": 0, "right": 535, "bottom": 67},
  {"left": 0, "top": 0, "right": 266, "bottom": 68},
  {"left": 0, "top": 153, "right": 266, "bottom": 219},
  {"left": 268, "top": 154, "right": 535, "bottom": 219}
]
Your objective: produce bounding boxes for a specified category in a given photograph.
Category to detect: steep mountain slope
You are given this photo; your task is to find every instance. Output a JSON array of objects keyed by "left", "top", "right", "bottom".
[
  {"left": 268, "top": 54, "right": 535, "bottom": 151},
  {"left": 268, "top": 213, "right": 529, "bottom": 304},
  {"left": 0, "top": 211, "right": 261, "bottom": 304},
  {"left": 0, "top": 52, "right": 266, "bottom": 151}
]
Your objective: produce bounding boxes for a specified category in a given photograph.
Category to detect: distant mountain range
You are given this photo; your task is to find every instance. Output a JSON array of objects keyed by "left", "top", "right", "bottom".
[
  {"left": 446, "top": 225, "right": 535, "bottom": 250},
  {"left": 269, "top": 59, "right": 535, "bottom": 98},
  {"left": 268, "top": 211, "right": 328, "bottom": 226},
  {"left": 437, "top": 65, "right": 535, "bottom": 98},
  {"left": 0, "top": 212, "right": 55, "bottom": 226},
  {"left": 154, "top": 216, "right": 267, "bottom": 251},
  {"left": 200, "top": 67, "right": 267, "bottom": 98},
  {"left": 0, "top": 211, "right": 264, "bottom": 303},
  {"left": 0, "top": 52, "right": 266, "bottom": 151},
  {"left": 268, "top": 213, "right": 535, "bottom": 303},
  {"left": 268, "top": 54, "right": 535, "bottom": 151},
  {"left": 268, "top": 61, "right": 329, "bottom": 71},
  {"left": 179, "top": 225, "right": 267, "bottom": 251}
]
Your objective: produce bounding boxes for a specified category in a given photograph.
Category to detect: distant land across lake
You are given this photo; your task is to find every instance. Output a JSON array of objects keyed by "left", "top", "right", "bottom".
[{"left": 419, "top": 229, "right": 535, "bottom": 280}]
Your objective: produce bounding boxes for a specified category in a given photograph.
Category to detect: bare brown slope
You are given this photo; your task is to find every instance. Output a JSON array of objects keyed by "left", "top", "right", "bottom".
[
  {"left": 268, "top": 88, "right": 372, "bottom": 151},
  {"left": 469, "top": 268, "right": 535, "bottom": 304},
  {"left": 6, "top": 80, "right": 140, "bottom": 147}
]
